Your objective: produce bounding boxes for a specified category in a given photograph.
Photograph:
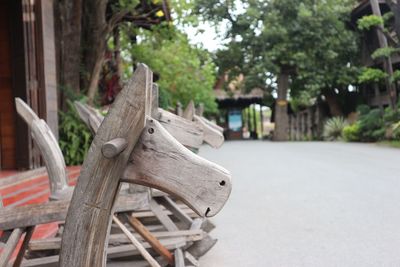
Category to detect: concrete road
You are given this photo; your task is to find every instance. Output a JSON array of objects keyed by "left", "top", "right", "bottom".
[{"left": 199, "top": 141, "right": 400, "bottom": 267}]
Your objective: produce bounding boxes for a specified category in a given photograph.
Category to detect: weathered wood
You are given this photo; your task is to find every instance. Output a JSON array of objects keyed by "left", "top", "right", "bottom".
[
  {"left": 186, "top": 234, "right": 217, "bottom": 259},
  {"left": 28, "top": 230, "right": 203, "bottom": 251},
  {"left": 15, "top": 98, "right": 70, "bottom": 201},
  {"left": 125, "top": 215, "right": 174, "bottom": 265},
  {"left": 0, "top": 200, "right": 68, "bottom": 231},
  {"left": 22, "top": 238, "right": 187, "bottom": 267},
  {"left": 60, "top": 64, "right": 152, "bottom": 267},
  {"left": 0, "top": 228, "right": 24, "bottom": 267},
  {"left": 122, "top": 118, "right": 232, "bottom": 217},
  {"left": 155, "top": 109, "right": 204, "bottom": 149},
  {"left": 195, "top": 103, "right": 204, "bottom": 117},
  {"left": 13, "top": 226, "right": 35, "bottom": 267},
  {"left": 151, "top": 84, "right": 159, "bottom": 117},
  {"left": 156, "top": 196, "right": 193, "bottom": 228},
  {"left": 184, "top": 251, "right": 199, "bottom": 267},
  {"left": 102, "top": 138, "right": 128, "bottom": 158},
  {"left": 149, "top": 199, "right": 179, "bottom": 232},
  {"left": 174, "top": 248, "right": 185, "bottom": 267},
  {"left": 194, "top": 115, "right": 224, "bottom": 149},
  {"left": 182, "top": 101, "right": 195, "bottom": 121},
  {"left": 198, "top": 116, "right": 223, "bottom": 134},
  {"left": 0, "top": 192, "right": 149, "bottom": 231},
  {"left": 112, "top": 215, "right": 161, "bottom": 267},
  {"left": 74, "top": 101, "right": 102, "bottom": 134}
]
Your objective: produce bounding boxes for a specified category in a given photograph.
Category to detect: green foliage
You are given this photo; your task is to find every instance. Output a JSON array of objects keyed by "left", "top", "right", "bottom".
[
  {"left": 393, "top": 121, "right": 400, "bottom": 140},
  {"left": 59, "top": 100, "right": 92, "bottom": 165},
  {"left": 323, "top": 117, "right": 348, "bottom": 141},
  {"left": 121, "top": 27, "right": 217, "bottom": 113},
  {"left": 357, "top": 15, "right": 384, "bottom": 30},
  {"left": 342, "top": 123, "right": 360, "bottom": 142},
  {"left": 391, "top": 70, "right": 400, "bottom": 83},
  {"left": 358, "top": 68, "right": 388, "bottom": 84},
  {"left": 371, "top": 47, "right": 400, "bottom": 59},
  {"left": 195, "top": 0, "right": 360, "bottom": 106},
  {"left": 356, "top": 105, "right": 385, "bottom": 142}
]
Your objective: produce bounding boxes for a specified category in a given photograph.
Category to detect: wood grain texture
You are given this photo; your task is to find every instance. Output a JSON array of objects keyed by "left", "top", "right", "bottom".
[
  {"left": 13, "top": 226, "right": 35, "bottom": 267},
  {"left": 28, "top": 230, "right": 203, "bottom": 251},
  {"left": 15, "top": 98, "right": 71, "bottom": 200},
  {"left": 182, "top": 100, "right": 195, "bottom": 121},
  {"left": 102, "top": 138, "right": 128, "bottom": 158},
  {"left": 125, "top": 215, "right": 174, "bottom": 265},
  {"left": 0, "top": 193, "right": 149, "bottom": 231},
  {"left": 59, "top": 64, "right": 152, "bottom": 267},
  {"left": 0, "top": 228, "right": 24, "bottom": 266},
  {"left": 156, "top": 196, "right": 193, "bottom": 228},
  {"left": 194, "top": 115, "right": 224, "bottom": 149},
  {"left": 122, "top": 119, "right": 232, "bottom": 217},
  {"left": 155, "top": 108, "right": 204, "bottom": 149},
  {"left": 112, "top": 215, "right": 161, "bottom": 267},
  {"left": 174, "top": 248, "right": 185, "bottom": 267},
  {"left": 199, "top": 116, "right": 223, "bottom": 133}
]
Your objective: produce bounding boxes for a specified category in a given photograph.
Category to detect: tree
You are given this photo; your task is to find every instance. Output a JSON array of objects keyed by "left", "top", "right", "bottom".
[
  {"left": 122, "top": 27, "right": 218, "bottom": 112},
  {"left": 195, "top": 0, "right": 359, "bottom": 140}
]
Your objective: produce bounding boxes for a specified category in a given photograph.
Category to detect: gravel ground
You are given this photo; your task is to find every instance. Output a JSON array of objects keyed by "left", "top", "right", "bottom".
[{"left": 199, "top": 141, "right": 400, "bottom": 267}]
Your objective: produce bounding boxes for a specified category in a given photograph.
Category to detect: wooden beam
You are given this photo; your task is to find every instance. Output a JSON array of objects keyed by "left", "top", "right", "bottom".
[
  {"left": 59, "top": 65, "right": 152, "bottom": 267},
  {"left": 125, "top": 215, "right": 174, "bottom": 265}
]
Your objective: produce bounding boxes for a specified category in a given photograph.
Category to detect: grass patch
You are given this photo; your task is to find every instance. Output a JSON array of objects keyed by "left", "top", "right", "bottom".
[{"left": 377, "top": 140, "right": 400, "bottom": 148}]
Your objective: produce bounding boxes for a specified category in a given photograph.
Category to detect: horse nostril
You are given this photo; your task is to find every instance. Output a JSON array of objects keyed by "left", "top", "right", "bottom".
[{"left": 205, "top": 207, "right": 211, "bottom": 217}]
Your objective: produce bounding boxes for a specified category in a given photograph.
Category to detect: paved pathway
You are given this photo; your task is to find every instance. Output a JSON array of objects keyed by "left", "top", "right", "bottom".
[{"left": 199, "top": 141, "right": 400, "bottom": 267}]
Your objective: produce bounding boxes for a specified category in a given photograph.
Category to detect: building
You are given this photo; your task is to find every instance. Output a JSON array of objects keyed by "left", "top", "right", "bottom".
[
  {"left": 351, "top": 0, "right": 400, "bottom": 108},
  {"left": 0, "top": 0, "right": 58, "bottom": 170}
]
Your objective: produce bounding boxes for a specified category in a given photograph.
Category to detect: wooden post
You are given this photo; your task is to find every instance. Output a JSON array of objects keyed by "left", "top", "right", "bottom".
[
  {"left": 370, "top": 0, "right": 397, "bottom": 108},
  {"left": 59, "top": 64, "right": 152, "bottom": 267}
]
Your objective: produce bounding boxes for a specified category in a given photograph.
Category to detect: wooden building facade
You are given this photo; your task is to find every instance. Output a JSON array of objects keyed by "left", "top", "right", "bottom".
[
  {"left": 0, "top": 0, "right": 58, "bottom": 170},
  {"left": 351, "top": 0, "right": 400, "bottom": 108}
]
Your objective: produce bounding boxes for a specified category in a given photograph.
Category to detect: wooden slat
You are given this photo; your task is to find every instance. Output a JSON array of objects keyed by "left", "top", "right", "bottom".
[
  {"left": 112, "top": 215, "right": 161, "bottom": 267},
  {"left": 28, "top": 230, "right": 203, "bottom": 251},
  {"left": 0, "top": 228, "right": 24, "bottom": 266},
  {"left": 125, "top": 215, "right": 174, "bottom": 265}
]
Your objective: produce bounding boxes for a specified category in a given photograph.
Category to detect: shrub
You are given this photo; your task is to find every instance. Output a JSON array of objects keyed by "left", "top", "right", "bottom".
[
  {"left": 393, "top": 122, "right": 400, "bottom": 140},
  {"left": 59, "top": 100, "right": 93, "bottom": 165},
  {"left": 323, "top": 117, "right": 348, "bottom": 141},
  {"left": 357, "top": 107, "right": 385, "bottom": 142},
  {"left": 343, "top": 123, "right": 360, "bottom": 142}
]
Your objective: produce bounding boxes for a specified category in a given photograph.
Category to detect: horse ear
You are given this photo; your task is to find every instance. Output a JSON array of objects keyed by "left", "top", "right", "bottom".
[{"left": 183, "top": 100, "right": 195, "bottom": 120}]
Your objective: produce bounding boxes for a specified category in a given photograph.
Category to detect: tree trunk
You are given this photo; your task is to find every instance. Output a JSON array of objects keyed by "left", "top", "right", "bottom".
[
  {"left": 55, "top": 0, "right": 82, "bottom": 109},
  {"left": 322, "top": 89, "right": 343, "bottom": 117},
  {"left": 370, "top": 0, "right": 398, "bottom": 109},
  {"left": 81, "top": 0, "right": 108, "bottom": 104},
  {"left": 273, "top": 73, "right": 289, "bottom": 141}
]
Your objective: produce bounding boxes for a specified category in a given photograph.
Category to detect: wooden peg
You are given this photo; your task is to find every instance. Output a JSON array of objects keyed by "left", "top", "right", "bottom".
[{"left": 102, "top": 138, "right": 128, "bottom": 158}]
